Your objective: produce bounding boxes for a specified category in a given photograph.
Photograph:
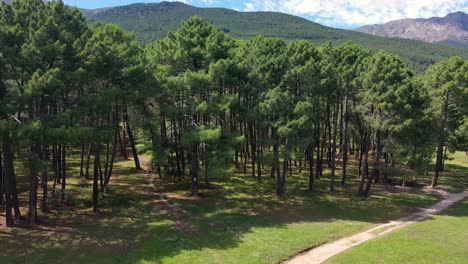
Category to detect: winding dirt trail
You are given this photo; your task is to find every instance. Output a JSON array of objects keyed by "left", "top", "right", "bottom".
[{"left": 283, "top": 189, "right": 468, "bottom": 264}]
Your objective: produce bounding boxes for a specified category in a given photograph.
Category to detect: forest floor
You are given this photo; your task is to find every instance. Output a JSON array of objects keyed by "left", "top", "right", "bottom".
[{"left": 0, "top": 152, "right": 467, "bottom": 263}]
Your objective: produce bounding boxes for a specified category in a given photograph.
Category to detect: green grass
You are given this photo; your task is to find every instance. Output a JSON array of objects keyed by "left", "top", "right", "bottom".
[
  {"left": 1, "top": 152, "right": 467, "bottom": 264},
  {"left": 326, "top": 198, "right": 468, "bottom": 264},
  {"left": 437, "top": 152, "right": 468, "bottom": 193}
]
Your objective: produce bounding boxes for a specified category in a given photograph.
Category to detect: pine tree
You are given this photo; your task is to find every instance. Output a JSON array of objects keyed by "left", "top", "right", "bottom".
[{"left": 424, "top": 57, "right": 468, "bottom": 187}]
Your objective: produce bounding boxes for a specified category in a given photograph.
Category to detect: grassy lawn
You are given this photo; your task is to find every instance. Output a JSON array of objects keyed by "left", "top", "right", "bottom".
[
  {"left": 1, "top": 152, "right": 467, "bottom": 264},
  {"left": 326, "top": 198, "right": 468, "bottom": 264},
  {"left": 436, "top": 151, "right": 468, "bottom": 193}
]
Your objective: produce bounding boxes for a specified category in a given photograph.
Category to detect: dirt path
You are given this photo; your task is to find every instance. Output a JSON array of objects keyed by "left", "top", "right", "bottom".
[
  {"left": 140, "top": 157, "right": 196, "bottom": 231},
  {"left": 283, "top": 189, "right": 468, "bottom": 264}
]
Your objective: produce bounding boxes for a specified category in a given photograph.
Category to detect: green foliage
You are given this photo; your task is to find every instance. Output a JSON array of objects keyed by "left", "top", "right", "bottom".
[
  {"left": 453, "top": 117, "right": 468, "bottom": 152},
  {"left": 424, "top": 56, "right": 468, "bottom": 164},
  {"left": 85, "top": 2, "right": 468, "bottom": 73}
]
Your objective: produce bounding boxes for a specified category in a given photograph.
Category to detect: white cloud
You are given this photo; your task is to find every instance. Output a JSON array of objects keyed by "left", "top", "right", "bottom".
[{"left": 241, "top": 0, "right": 468, "bottom": 27}]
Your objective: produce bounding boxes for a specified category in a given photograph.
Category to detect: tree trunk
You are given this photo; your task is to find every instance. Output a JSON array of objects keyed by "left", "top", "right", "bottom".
[
  {"left": 93, "top": 146, "right": 100, "bottom": 213},
  {"left": 103, "top": 142, "right": 110, "bottom": 188},
  {"left": 330, "top": 104, "right": 339, "bottom": 193},
  {"left": 316, "top": 114, "right": 322, "bottom": 179},
  {"left": 80, "top": 144, "right": 85, "bottom": 177},
  {"left": 441, "top": 145, "right": 448, "bottom": 172},
  {"left": 99, "top": 158, "right": 103, "bottom": 189},
  {"left": 249, "top": 122, "right": 256, "bottom": 179},
  {"left": 173, "top": 120, "right": 182, "bottom": 182},
  {"left": 0, "top": 148, "right": 3, "bottom": 205},
  {"left": 179, "top": 120, "right": 186, "bottom": 179},
  {"left": 190, "top": 141, "right": 199, "bottom": 196},
  {"left": 11, "top": 163, "right": 21, "bottom": 220},
  {"left": 432, "top": 95, "right": 449, "bottom": 188},
  {"left": 52, "top": 145, "right": 58, "bottom": 198},
  {"left": 308, "top": 145, "right": 314, "bottom": 192},
  {"left": 280, "top": 141, "right": 289, "bottom": 197},
  {"left": 123, "top": 105, "right": 140, "bottom": 170},
  {"left": 273, "top": 135, "right": 282, "bottom": 196},
  {"left": 257, "top": 131, "right": 262, "bottom": 183},
  {"left": 118, "top": 127, "right": 128, "bottom": 159},
  {"left": 341, "top": 85, "right": 349, "bottom": 187},
  {"left": 28, "top": 145, "right": 39, "bottom": 225},
  {"left": 57, "top": 145, "right": 62, "bottom": 184},
  {"left": 104, "top": 124, "right": 118, "bottom": 192},
  {"left": 363, "top": 130, "right": 381, "bottom": 197},
  {"left": 60, "top": 145, "right": 66, "bottom": 203},
  {"left": 41, "top": 167, "right": 48, "bottom": 213},
  {"left": 2, "top": 139, "right": 14, "bottom": 226},
  {"left": 358, "top": 129, "right": 370, "bottom": 197}
]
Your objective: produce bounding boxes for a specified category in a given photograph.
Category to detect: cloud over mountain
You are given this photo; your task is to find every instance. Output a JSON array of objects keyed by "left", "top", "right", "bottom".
[{"left": 239, "top": 0, "right": 468, "bottom": 28}]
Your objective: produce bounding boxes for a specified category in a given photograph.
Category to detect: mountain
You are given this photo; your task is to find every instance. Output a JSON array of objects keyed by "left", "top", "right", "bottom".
[
  {"left": 84, "top": 2, "right": 467, "bottom": 73},
  {"left": 80, "top": 7, "right": 112, "bottom": 16},
  {"left": 355, "top": 12, "right": 468, "bottom": 48}
]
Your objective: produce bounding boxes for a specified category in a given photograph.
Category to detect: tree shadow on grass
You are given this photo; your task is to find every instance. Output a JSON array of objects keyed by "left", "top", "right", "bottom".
[
  {"left": 0, "top": 159, "right": 443, "bottom": 264},
  {"left": 437, "top": 164, "right": 468, "bottom": 193},
  {"left": 439, "top": 198, "right": 468, "bottom": 218}
]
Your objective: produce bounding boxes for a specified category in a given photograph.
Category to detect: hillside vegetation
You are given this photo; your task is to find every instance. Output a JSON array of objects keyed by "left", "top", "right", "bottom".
[{"left": 85, "top": 1, "right": 468, "bottom": 72}]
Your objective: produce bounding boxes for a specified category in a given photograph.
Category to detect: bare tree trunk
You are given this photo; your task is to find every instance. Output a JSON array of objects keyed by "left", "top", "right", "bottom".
[
  {"left": 190, "top": 141, "right": 199, "bottom": 196},
  {"left": 0, "top": 148, "right": 3, "bottom": 205},
  {"left": 60, "top": 145, "right": 66, "bottom": 203},
  {"left": 118, "top": 127, "right": 128, "bottom": 159},
  {"left": 2, "top": 139, "right": 14, "bottom": 226},
  {"left": 330, "top": 104, "right": 339, "bottom": 193},
  {"left": 80, "top": 144, "right": 85, "bottom": 177},
  {"left": 441, "top": 145, "right": 448, "bottom": 172},
  {"left": 103, "top": 142, "right": 110, "bottom": 189},
  {"left": 341, "top": 85, "right": 349, "bottom": 187},
  {"left": 57, "top": 145, "right": 62, "bottom": 184},
  {"left": 99, "top": 155, "right": 103, "bottom": 189},
  {"left": 280, "top": 141, "right": 289, "bottom": 197},
  {"left": 28, "top": 144, "right": 39, "bottom": 224},
  {"left": 257, "top": 130, "right": 262, "bottom": 183},
  {"left": 173, "top": 120, "right": 182, "bottom": 182},
  {"left": 316, "top": 114, "right": 322, "bottom": 179},
  {"left": 308, "top": 145, "right": 314, "bottom": 192},
  {"left": 85, "top": 144, "right": 92, "bottom": 179},
  {"left": 123, "top": 105, "right": 140, "bottom": 170},
  {"left": 363, "top": 130, "right": 381, "bottom": 197},
  {"left": 358, "top": 129, "right": 370, "bottom": 197},
  {"left": 52, "top": 145, "right": 58, "bottom": 198},
  {"left": 11, "top": 164, "right": 21, "bottom": 220},
  {"left": 42, "top": 165, "right": 48, "bottom": 213},
  {"left": 274, "top": 134, "right": 282, "bottom": 196},
  {"left": 432, "top": 95, "right": 449, "bottom": 188},
  {"left": 104, "top": 123, "right": 118, "bottom": 192},
  {"left": 249, "top": 122, "right": 256, "bottom": 179},
  {"left": 93, "top": 146, "right": 100, "bottom": 213}
]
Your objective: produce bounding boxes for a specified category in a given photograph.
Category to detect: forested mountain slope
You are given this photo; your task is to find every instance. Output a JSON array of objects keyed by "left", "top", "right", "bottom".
[{"left": 85, "top": 1, "right": 468, "bottom": 72}]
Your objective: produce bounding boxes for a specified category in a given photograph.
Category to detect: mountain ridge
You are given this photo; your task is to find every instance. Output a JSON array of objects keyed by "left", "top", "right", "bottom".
[
  {"left": 354, "top": 12, "right": 468, "bottom": 48},
  {"left": 2, "top": 1, "right": 465, "bottom": 72}
]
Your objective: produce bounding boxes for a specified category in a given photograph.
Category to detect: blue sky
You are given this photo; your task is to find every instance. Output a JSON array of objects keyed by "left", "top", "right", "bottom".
[{"left": 64, "top": 0, "right": 468, "bottom": 29}]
